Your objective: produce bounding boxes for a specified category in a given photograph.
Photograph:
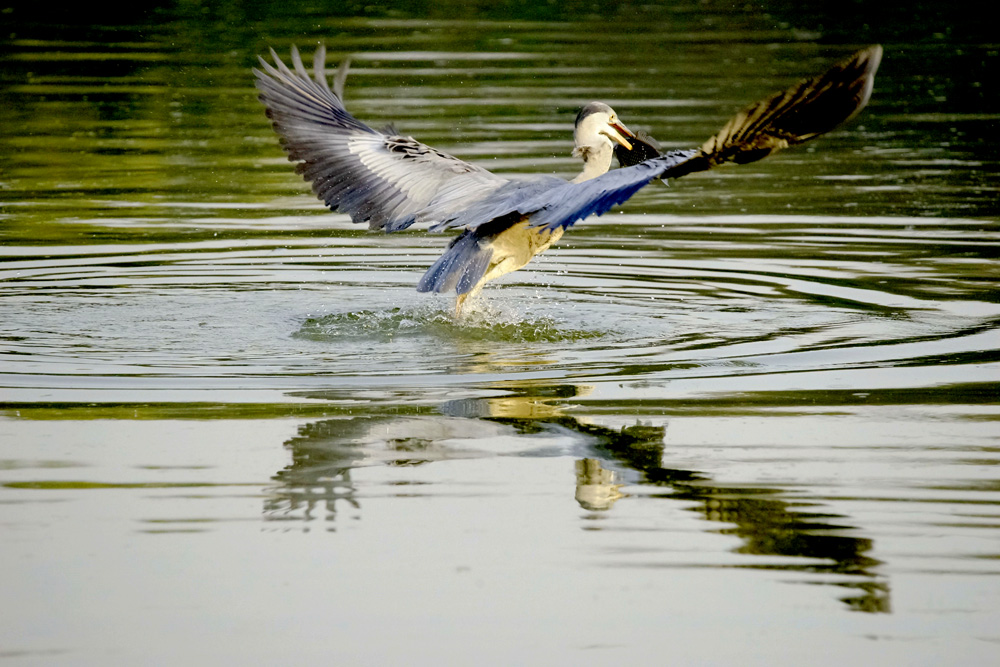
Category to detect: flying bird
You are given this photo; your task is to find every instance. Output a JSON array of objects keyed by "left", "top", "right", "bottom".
[{"left": 255, "top": 45, "right": 882, "bottom": 313}]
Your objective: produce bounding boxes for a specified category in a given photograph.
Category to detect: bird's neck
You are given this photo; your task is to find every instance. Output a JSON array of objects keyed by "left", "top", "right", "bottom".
[{"left": 571, "top": 144, "right": 613, "bottom": 183}]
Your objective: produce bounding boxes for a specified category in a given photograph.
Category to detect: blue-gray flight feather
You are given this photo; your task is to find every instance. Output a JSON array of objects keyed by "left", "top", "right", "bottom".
[
  {"left": 530, "top": 149, "right": 704, "bottom": 231},
  {"left": 430, "top": 150, "right": 703, "bottom": 235}
]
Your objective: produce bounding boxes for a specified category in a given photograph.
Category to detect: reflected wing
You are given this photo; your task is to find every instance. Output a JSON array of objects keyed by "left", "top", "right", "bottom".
[{"left": 254, "top": 45, "right": 507, "bottom": 231}]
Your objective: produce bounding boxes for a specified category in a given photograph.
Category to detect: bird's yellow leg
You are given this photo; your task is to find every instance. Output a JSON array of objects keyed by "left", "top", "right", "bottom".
[{"left": 454, "top": 283, "right": 485, "bottom": 318}]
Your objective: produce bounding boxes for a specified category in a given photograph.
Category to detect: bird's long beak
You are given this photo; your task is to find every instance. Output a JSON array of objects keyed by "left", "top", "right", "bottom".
[{"left": 606, "top": 120, "right": 635, "bottom": 151}]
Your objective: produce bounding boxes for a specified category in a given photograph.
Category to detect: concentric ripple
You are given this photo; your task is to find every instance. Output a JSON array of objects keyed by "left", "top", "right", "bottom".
[{"left": 1, "top": 214, "right": 996, "bottom": 400}]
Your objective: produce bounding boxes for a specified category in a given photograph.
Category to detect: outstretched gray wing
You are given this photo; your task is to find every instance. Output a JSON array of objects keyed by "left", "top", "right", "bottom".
[{"left": 254, "top": 45, "right": 507, "bottom": 231}]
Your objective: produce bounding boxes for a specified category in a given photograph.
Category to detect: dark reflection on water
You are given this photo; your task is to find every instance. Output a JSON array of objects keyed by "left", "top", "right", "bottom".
[{"left": 268, "top": 382, "right": 889, "bottom": 613}]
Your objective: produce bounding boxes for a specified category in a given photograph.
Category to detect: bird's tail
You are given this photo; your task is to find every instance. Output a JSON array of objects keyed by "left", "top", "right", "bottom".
[
  {"left": 416, "top": 228, "right": 494, "bottom": 296},
  {"left": 698, "top": 45, "right": 882, "bottom": 168}
]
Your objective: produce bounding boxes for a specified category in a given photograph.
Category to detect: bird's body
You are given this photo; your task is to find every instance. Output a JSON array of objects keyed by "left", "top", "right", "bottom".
[{"left": 255, "top": 45, "right": 882, "bottom": 313}]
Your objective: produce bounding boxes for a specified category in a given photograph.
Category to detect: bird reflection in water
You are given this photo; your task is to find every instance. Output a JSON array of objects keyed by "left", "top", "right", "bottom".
[
  {"left": 266, "top": 384, "right": 888, "bottom": 612},
  {"left": 575, "top": 458, "right": 624, "bottom": 511}
]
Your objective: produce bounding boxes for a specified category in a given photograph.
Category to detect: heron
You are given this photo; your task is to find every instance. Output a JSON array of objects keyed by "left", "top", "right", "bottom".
[{"left": 255, "top": 45, "right": 882, "bottom": 314}]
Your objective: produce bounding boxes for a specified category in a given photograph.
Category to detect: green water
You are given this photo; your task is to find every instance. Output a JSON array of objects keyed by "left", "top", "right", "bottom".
[{"left": 1, "top": 2, "right": 998, "bottom": 664}]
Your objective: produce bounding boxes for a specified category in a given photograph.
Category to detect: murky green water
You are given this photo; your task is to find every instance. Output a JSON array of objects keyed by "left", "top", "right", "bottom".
[{"left": 2, "top": 3, "right": 998, "bottom": 664}]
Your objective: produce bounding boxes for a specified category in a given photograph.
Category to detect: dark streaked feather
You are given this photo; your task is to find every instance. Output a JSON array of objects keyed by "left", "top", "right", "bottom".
[
  {"left": 614, "top": 46, "right": 881, "bottom": 172},
  {"left": 700, "top": 45, "right": 883, "bottom": 167}
]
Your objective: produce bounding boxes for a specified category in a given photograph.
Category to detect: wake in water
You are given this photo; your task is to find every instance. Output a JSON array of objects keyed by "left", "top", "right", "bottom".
[{"left": 293, "top": 295, "right": 606, "bottom": 345}]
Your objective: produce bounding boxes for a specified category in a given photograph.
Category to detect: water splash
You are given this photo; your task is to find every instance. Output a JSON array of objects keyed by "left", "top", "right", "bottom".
[{"left": 294, "top": 297, "right": 605, "bottom": 344}]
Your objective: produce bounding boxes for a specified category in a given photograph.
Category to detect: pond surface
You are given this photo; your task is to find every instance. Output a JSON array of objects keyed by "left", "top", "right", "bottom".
[{"left": 1, "top": 3, "right": 998, "bottom": 664}]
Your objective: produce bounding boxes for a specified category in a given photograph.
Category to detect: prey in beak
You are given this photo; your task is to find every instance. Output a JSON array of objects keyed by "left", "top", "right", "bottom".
[{"left": 603, "top": 118, "right": 634, "bottom": 150}]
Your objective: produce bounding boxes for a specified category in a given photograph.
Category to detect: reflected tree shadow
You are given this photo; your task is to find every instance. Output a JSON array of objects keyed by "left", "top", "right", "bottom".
[{"left": 269, "top": 383, "right": 889, "bottom": 612}]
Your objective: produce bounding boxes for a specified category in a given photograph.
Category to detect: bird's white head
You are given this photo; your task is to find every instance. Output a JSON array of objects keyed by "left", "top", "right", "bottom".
[
  {"left": 571, "top": 102, "right": 635, "bottom": 182},
  {"left": 573, "top": 103, "right": 634, "bottom": 155}
]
